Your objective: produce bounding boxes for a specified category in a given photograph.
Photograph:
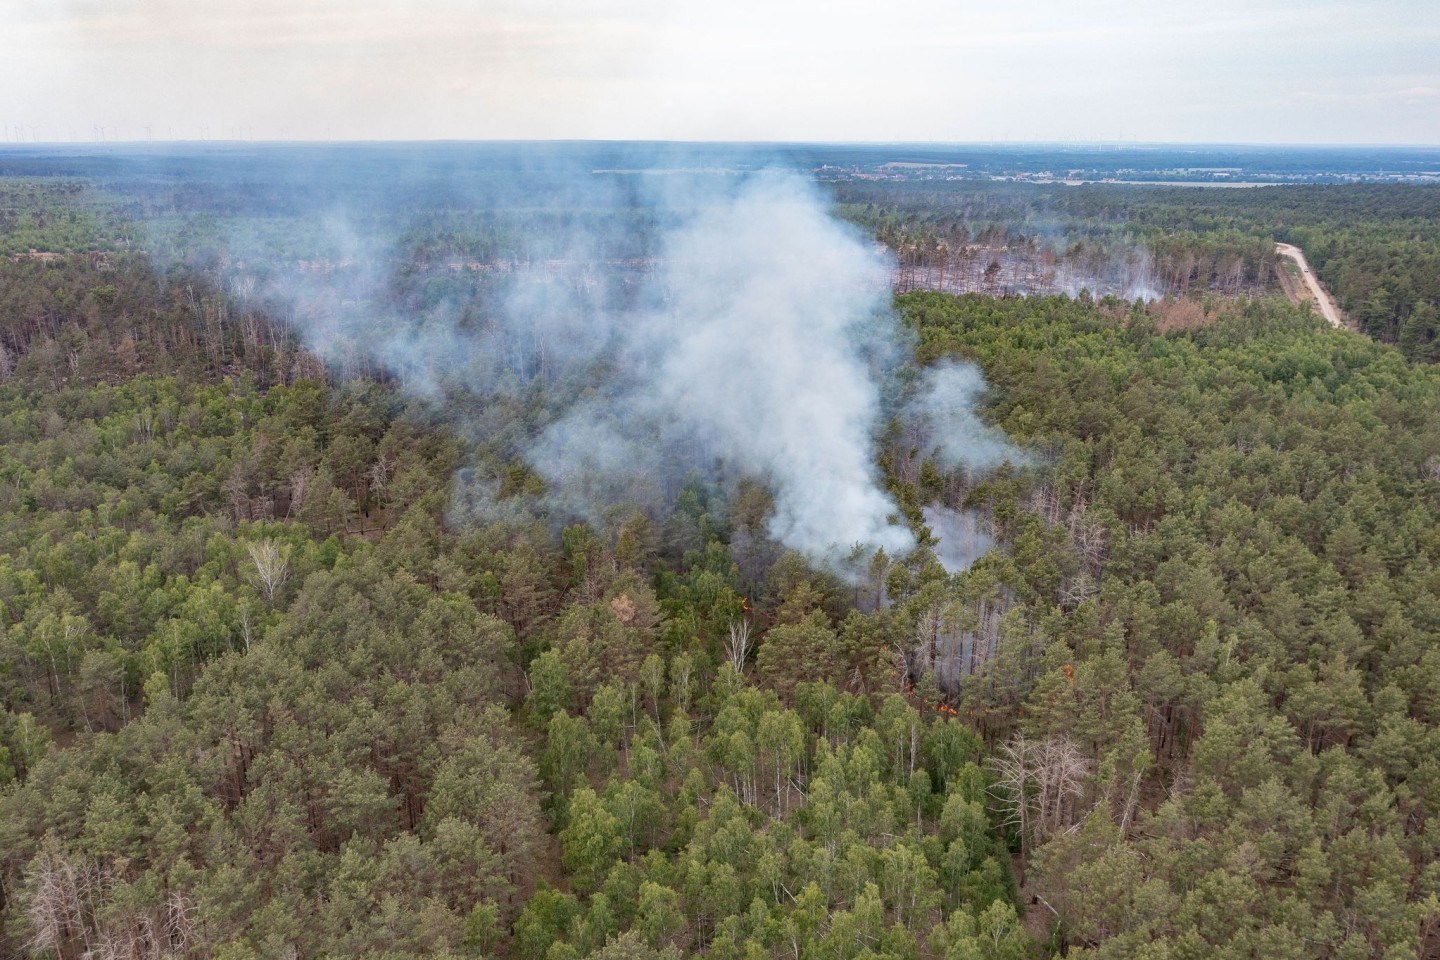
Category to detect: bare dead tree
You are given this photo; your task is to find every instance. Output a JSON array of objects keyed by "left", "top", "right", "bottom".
[
  {"left": 369, "top": 454, "right": 395, "bottom": 506},
  {"left": 286, "top": 468, "right": 312, "bottom": 520},
  {"left": 1028, "top": 482, "right": 1064, "bottom": 528},
  {"left": 239, "top": 605, "right": 255, "bottom": 653},
  {"left": 725, "top": 619, "right": 752, "bottom": 672},
  {"left": 26, "top": 848, "right": 73, "bottom": 958},
  {"left": 246, "top": 538, "right": 290, "bottom": 602},
  {"left": 165, "top": 890, "right": 198, "bottom": 955},
  {"left": 988, "top": 734, "right": 1092, "bottom": 855},
  {"left": 26, "top": 844, "right": 208, "bottom": 960},
  {"left": 222, "top": 465, "right": 252, "bottom": 522},
  {"left": 1059, "top": 572, "right": 1099, "bottom": 609},
  {"left": 26, "top": 846, "right": 105, "bottom": 959},
  {"left": 913, "top": 605, "right": 942, "bottom": 682},
  {"left": 989, "top": 735, "right": 1035, "bottom": 852},
  {"left": 970, "top": 596, "right": 1006, "bottom": 676},
  {"left": 1064, "top": 492, "right": 1107, "bottom": 561}
]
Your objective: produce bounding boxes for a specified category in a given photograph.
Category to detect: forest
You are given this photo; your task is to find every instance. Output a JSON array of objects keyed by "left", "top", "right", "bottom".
[
  {"left": 0, "top": 161, "right": 1439, "bottom": 960},
  {"left": 835, "top": 182, "right": 1440, "bottom": 362}
]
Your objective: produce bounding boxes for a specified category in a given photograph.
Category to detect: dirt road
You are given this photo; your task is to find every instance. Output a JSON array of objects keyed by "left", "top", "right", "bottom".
[{"left": 1275, "top": 242, "right": 1345, "bottom": 329}]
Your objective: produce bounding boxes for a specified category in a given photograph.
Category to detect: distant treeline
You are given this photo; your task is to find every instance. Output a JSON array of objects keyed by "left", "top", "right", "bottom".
[
  {"left": 5, "top": 170, "right": 1438, "bottom": 363},
  {"left": 835, "top": 181, "right": 1440, "bottom": 362}
]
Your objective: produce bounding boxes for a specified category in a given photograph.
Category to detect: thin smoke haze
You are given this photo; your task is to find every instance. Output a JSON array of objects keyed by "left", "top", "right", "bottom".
[{"left": 179, "top": 161, "right": 1021, "bottom": 569}]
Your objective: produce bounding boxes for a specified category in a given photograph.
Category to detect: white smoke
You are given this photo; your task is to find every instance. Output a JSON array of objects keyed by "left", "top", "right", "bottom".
[
  {"left": 909, "top": 360, "right": 1027, "bottom": 475},
  {"left": 923, "top": 505, "right": 995, "bottom": 574},
  {"left": 650, "top": 174, "right": 911, "bottom": 556},
  {"left": 176, "top": 159, "right": 1030, "bottom": 568},
  {"left": 904, "top": 362, "right": 1029, "bottom": 574},
  {"left": 530, "top": 172, "right": 916, "bottom": 561}
]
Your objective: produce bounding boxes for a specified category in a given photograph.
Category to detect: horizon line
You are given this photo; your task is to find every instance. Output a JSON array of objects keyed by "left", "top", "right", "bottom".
[{"left": 2, "top": 138, "right": 1440, "bottom": 150}]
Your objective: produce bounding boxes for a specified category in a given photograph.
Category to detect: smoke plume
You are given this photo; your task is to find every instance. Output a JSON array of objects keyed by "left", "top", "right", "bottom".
[
  {"left": 904, "top": 362, "right": 1029, "bottom": 573},
  {"left": 164, "top": 154, "right": 1024, "bottom": 569},
  {"left": 617, "top": 173, "right": 913, "bottom": 558},
  {"left": 923, "top": 505, "right": 995, "bottom": 574},
  {"left": 908, "top": 360, "right": 1027, "bottom": 477}
]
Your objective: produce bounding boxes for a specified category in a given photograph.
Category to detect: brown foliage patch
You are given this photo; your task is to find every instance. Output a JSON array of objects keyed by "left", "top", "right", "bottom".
[
  {"left": 1153, "top": 299, "right": 1210, "bottom": 333},
  {"left": 609, "top": 593, "right": 636, "bottom": 624}
]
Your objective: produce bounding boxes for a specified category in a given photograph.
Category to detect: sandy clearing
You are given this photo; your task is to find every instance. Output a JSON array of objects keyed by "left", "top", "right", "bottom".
[{"left": 1276, "top": 242, "right": 1346, "bottom": 329}]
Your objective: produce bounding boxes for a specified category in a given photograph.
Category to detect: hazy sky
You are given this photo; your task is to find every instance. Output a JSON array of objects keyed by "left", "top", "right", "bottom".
[{"left": 3, "top": 0, "right": 1437, "bottom": 143}]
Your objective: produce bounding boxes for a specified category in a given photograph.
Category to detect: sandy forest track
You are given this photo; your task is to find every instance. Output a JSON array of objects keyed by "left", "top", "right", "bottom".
[{"left": 1276, "top": 242, "right": 1346, "bottom": 329}]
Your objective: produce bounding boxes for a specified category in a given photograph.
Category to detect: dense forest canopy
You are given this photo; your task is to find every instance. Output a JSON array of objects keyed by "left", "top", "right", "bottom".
[{"left": 0, "top": 148, "right": 1438, "bottom": 960}]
